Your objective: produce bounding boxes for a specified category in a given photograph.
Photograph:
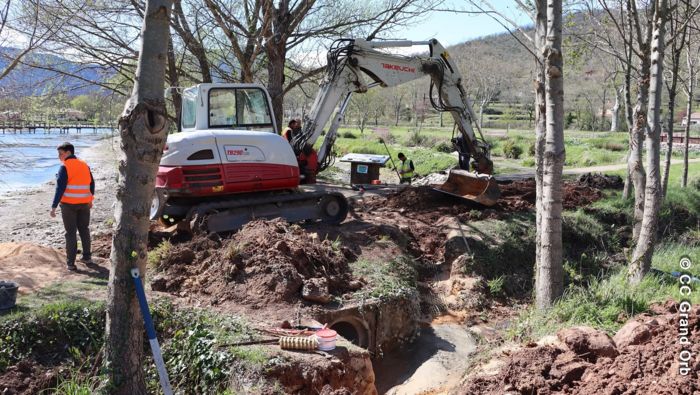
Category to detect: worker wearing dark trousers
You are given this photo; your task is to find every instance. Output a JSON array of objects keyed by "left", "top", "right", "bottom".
[
  {"left": 397, "top": 152, "right": 414, "bottom": 184},
  {"left": 50, "top": 142, "right": 95, "bottom": 271},
  {"left": 452, "top": 135, "right": 471, "bottom": 171}
]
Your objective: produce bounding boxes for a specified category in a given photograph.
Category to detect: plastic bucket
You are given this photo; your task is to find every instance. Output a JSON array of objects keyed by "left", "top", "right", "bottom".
[
  {"left": 316, "top": 329, "right": 337, "bottom": 351},
  {"left": 0, "top": 280, "right": 18, "bottom": 310}
]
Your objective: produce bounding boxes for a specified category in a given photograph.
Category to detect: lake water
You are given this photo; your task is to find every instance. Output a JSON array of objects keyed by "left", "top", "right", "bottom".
[{"left": 0, "top": 128, "right": 115, "bottom": 196}]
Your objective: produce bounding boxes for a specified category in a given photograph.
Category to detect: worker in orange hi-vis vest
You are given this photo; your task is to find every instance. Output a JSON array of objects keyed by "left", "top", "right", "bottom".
[
  {"left": 280, "top": 119, "right": 297, "bottom": 144},
  {"left": 49, "top": 142, "right": 95, "bottom": 272}
]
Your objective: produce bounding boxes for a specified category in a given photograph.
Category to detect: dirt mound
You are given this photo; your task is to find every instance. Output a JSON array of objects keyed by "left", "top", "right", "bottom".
[
  {"left": 377, "top": 186, "right": 453, "bottom": 212},
  {"left": 365, "top": 180, "right": 604, "bottom": 216},
  {"left": 577, "top": 173, "right": 624, "bottom": 190},
  {"left": 0, "top": 243, "right": 95, "bottom": 294},
  {"left": 0, "top": 360, "right": 57, "bottom": 395},
  {"left": 154, "top": 219, "right": 356, "bottom": 307},
  {"left": 498, "top": 179, "right": 603, "bottom": 211},
  {"left": 460, "top": 301, "right": 700, "bottom": 394}
]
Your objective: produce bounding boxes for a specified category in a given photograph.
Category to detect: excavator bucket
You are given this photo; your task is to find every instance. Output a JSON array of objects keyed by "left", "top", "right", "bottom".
[{"left": 433, "top": 169, "right": 501, "bottom": 206}]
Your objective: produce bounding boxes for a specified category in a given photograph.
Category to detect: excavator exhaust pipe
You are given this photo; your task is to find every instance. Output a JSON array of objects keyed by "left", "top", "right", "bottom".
[{"left": 433, "top": 169, "right": 501, "bottom": 207}]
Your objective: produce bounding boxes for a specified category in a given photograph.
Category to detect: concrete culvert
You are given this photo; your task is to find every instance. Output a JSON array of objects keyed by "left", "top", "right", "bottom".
[{"left": 331, "top": 319, "right": 369, "bottom": 349}]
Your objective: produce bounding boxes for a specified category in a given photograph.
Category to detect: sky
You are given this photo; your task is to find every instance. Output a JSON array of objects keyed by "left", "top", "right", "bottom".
[{"left": 389, "top": 0, "right": 532, "bottom": 47}]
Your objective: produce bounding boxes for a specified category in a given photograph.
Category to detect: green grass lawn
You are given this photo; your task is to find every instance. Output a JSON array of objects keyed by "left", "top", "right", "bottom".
[
  {"left": 325, "top": 125, "right": 700, "bottom": 177},
  {"left": 507, "top": 161, "right": 699, "bottom": 341}
]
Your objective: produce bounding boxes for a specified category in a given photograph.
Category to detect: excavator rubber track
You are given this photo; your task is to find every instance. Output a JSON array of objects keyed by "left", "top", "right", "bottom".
[
  {"left": 152, "top": 188, "right": 349, "bottom": 233},
  {"left": 432, "top": 169, "right": 501, "bottom": 206}
]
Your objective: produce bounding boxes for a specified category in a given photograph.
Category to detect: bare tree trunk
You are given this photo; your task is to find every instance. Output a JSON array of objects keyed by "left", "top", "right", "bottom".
[
  {"left": 479, "top": 101, "right": 486, "bottom": 129},
  {"left": 166, "top": 38, "right": 182, "bottom": 132},
  {"left": 629, "top": 48, "right": 650, "bottom": 241},
  {"left": 104, "top": 1, "right": 172, "bottom": 393},
  {"left": 661, "top": 3, "right": 688, "bottom": 197},
  {"left": 629, "top": 0, "right": 667, "bottom": 284},
  {"left": 661, "top": 75, "right": 677, "bottom": 197},
  {"left": 682, "top": 49, "right": 694, "bottom": 188},
  {"left": 534, "top": 1, "right": 546, "bottom": 303},
  {"left": 172, "top": 0, "right": 211, "bottom": 83},
  {"left": 610, "top": 86, "right": 622, "bottom": 132},
  {"left": 622, "top": 52, "right": 635, "bottom": 199},
  {"left": 266, "top": 42, "right": 286, "bottom": 129},
  {"left": 535, "top": 0, "right": 565, "bottom": 309}
]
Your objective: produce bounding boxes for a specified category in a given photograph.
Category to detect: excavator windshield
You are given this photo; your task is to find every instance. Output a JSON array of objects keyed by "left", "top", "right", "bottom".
[{"left": 208, "top": 87, "right": 273, "bottom": 129}]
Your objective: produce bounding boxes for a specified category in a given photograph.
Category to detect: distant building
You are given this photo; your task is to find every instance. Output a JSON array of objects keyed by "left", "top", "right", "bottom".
[
  {"left": 0, "top": 111, "right": 21, "bottom": 122},
  {"left": 681, "top": 112, "right": 700, "bottom": 126},
  {"left": 55, "top": 109, "right": 88, "bottom": 122}
]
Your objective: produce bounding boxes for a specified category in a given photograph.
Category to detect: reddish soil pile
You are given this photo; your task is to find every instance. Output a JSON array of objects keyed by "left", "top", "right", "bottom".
[
  {"left": 152, "top": 219, "right": 357, "bottom": 307},
  {"left": 461, "top": 301, "right": 700, "bottom": 394},
  {"left": 364, "top": 179, "right": 604, "bottom": 217},
  {"left": 498, "top": 179, "right": 603, "bottom": 211}
]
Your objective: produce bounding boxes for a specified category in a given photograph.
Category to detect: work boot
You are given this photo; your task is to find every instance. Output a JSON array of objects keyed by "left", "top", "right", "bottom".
[
  {"left": 66, "top": 264, "right": 78, "bottom": 272},
  {"left": 79, "top": 256, "right": 93, "bottom": 265}
]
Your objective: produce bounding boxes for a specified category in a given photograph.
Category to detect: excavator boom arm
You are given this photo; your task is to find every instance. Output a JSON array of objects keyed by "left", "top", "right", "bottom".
[{"left": 294, "top": 38, "right": 493, "bottom": 174}]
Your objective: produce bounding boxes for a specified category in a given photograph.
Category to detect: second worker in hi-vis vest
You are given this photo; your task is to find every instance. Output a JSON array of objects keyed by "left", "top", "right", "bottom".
[
  {"left": 397, "top": 152, "right": 414, "bottom": 185},
  {"left": 50, "top": 142, "right": 95, "bottom": 272}
]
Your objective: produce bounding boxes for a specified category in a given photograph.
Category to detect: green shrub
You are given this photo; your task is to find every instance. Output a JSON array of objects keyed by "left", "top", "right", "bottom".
[
  {"left": 148, "top": 240, "right": 172, "bottom": 271},
  {"left": 434, "top": 141, "right": 453, "bottom": 153},
  {"left": 487, "top": 276, "right": 505, "bottom": 297},
  {"left": 0, "top": 301, "right": 105, "bottom": 372},
  {"left": 341, "top": 131, "right": 357, "bottom": 139},
  {"left": 163, "top": 322, "right": 234, "bottom": 394},
  {"left": 406, "top": 128, "right": 431, "bottom": 147},
  {"left": 503, "top": 139, "right": 523, "bottom": 159},
  {"left": 593, "top": 141, "right": 626, "bottom": 151}
]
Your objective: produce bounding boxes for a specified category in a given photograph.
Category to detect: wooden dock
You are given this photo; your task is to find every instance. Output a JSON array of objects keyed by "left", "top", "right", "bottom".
[{"left": 0, "top": 120, "right": 113, "bottom": 134}]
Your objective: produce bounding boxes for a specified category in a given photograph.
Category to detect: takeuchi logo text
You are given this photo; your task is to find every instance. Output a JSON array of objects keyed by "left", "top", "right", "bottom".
[
  {"left": 382, "top": 63, "right": 415, "bottom": 73},
  {"left": 226, "top": 149, "right": 249, "bottom": 156}
]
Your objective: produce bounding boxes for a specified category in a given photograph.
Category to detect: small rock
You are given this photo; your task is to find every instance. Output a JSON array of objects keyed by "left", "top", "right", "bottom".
[
  {"left": 557, "top": 326, "right": 618, "bottom": 361},
  {"left": 550, "top": 352, "right": 592, "bottom": 384},
  {"left": 613, "top": 320, "right": 652, "bottom": 348},
  {"left": 302, "top": 277, "right": 331, "bottom": 304}
]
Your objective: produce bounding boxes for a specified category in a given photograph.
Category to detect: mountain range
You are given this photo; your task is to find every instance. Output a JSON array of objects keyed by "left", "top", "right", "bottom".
[{"left": 0, "top": 47, "right": 112, "bottom": 97}]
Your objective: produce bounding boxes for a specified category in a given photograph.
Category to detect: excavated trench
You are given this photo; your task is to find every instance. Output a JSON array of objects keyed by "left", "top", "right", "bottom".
[{"left": 140, "top": 176, "right": 613, "bottom": 393}]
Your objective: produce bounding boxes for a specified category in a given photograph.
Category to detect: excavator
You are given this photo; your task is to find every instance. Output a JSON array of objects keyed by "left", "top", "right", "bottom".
[{"left": 151, "top": 38, "right": 500, "bottom": 233}]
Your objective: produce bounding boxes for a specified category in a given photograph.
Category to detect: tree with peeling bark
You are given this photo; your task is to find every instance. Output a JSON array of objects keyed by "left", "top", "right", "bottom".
[
  {"left": 625, "top": 0, "right": 653, "bottom": 242},
  {"left": 534, "top": 0, "right": 565, "bottom": 309},
  {"left": 104, "top": 0, "right": 173, "bottom": 393},
  {"left": 628, "top": 0, "right": 667, "bottom": 284},
  {"left": 463, "top": 0, "right": 565, "bottom": 308}
]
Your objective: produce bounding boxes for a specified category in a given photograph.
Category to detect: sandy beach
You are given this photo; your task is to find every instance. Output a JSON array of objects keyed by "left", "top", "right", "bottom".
[{"left": 0, "top": 136, "right": 121, "bottom": 249}]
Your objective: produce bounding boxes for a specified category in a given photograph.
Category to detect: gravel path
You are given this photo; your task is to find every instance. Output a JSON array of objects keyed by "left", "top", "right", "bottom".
[{"left": 0, "top": 136, "right": 120, "bottom": 248}]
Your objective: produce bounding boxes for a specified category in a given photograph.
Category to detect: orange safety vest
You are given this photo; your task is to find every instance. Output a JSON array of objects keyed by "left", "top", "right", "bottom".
[
  {"left": 60, "top": 158, "right": 94, "bottom": 204},
  {"left": 281, "top": 127, "right": 293, "bottom": 141}
]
